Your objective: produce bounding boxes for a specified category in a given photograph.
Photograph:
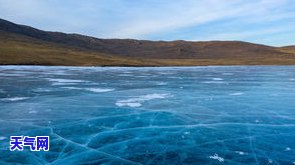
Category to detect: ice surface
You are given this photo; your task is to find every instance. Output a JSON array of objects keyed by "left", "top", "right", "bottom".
[{"left": 0, "top": 66, "right": 295, "bottom": 164}]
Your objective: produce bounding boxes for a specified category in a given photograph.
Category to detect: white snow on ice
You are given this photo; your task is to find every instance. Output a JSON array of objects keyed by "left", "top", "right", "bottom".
[
  {"left": 0, "top": 97, "right": 29, "bottom": 101},
  {"left": 85, "top": 88, "right": 115, "bottom": 93},
  {"left": 235, "top": 151, "right": 246, "bottom": 155},
  {"left": 46, "top": 78, "right": 88, "bottom": 85},
  {"left": 212, "top": 78, "right": 223, "bottom": 81},
  {"left": 229, "top": 92, "right": 244, "bottom": 96},
  {"left": 28, "top": 110, "right": 38, "bottom": 114},
  {"left": 116, "top": 93, "right": 171, "bottom": 108},
  {"left": 209, "top": 153, "right": 224, "bottom": 162}
]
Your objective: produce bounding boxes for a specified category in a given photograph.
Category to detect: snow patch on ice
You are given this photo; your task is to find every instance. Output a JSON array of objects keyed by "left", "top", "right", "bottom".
[
  {"left": 209, "top": 153, "right": 224, "bottom": 162},
  {"left": 46, "top": 78, "right": 88, "bottom": 85},
  {"left": 202, "top": 81, "right": 225, "bottom": 84},
  {"left": 1, "top": 97, "right": 29, "bottom": 101},
  {"left": 255, "top": 119, "right": 260, "bottom": 123},
  {"left": 85, "top": 88, "right": 114, "bottom": 93},
  {"left": 116, "top": 93, "right": 171, "bottom": 108},
  {"left": 156, "top": 82, "right": 167, "bottom": 85},
  {"left": 229, "top": 92, "right": 244, "bottom": 96},
  {"left": 61, "top": 87, "right": 114, "bottom": 93},
  {"left": 61, "top": 87, "right": 83, "bottom": 90},
  {"left": 222, "top": 73, "right": 234, "bottom": 75},
  {"left": 212, "top": 78, "right": 223, "bottom": 81},
  {"left": 116, "top": 102, "right": 142, "bottom": 108},
  {"left": 33, "top": 88, "right": 52, "bottom": 92},
  {"left": 28, "top": 110, "right": 38, "bottom": 114},
  {"left": 46, "top": 78, "right": 86, "bottom": 83},
  {"left": 235, "top": 151, "right": 246, "bottom": 155},
  {"left": 52, "top": 82, "right": 78, "bottom": 85}
]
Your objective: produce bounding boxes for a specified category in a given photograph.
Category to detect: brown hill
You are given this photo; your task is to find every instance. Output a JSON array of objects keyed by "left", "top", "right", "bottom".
[{"left": 0, "top": 18, "right": 294, "bottom": 66}]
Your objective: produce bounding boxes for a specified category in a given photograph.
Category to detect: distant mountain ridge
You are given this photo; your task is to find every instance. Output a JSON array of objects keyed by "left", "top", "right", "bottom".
[{"left": 0, "top": 18, "right": 294, "bottom": 66}]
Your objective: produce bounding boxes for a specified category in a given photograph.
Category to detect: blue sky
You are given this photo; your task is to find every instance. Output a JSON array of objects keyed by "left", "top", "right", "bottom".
[{"left": 0, "top": 0, "right": 294, "bottom": 46}]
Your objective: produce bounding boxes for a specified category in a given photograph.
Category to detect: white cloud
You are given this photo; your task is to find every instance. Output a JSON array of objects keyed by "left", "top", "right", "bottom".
[
  {"left": 192, "top": 25, "right": 295, "bottom": 42},
  {"left": 98, "top": 0, "right": 294, "bottom": 39}
]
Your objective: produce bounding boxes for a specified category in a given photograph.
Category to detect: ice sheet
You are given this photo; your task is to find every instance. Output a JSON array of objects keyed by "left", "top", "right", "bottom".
[{"left": 0, "top": 66, "right": 295, "bottom": 164}]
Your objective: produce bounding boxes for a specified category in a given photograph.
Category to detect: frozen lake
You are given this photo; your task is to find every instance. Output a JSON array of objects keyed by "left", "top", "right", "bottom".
[{"left": 0, "top": 66, "right": 295, "bottom": 164}]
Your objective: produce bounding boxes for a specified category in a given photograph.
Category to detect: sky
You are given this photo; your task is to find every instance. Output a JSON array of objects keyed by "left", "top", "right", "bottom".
[{"left": 0, "top": 0, "right": 294, "bottom": 46}]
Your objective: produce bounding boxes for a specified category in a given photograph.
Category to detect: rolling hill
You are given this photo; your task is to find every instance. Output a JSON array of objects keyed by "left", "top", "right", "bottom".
[{"left": 0, "top": 18, "right": 294, "bottom": 66}]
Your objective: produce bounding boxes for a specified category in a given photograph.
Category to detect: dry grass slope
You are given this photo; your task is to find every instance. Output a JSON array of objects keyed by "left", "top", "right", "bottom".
[{"left": 0, "top": 18, "right": 294, "bottom": 66}]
